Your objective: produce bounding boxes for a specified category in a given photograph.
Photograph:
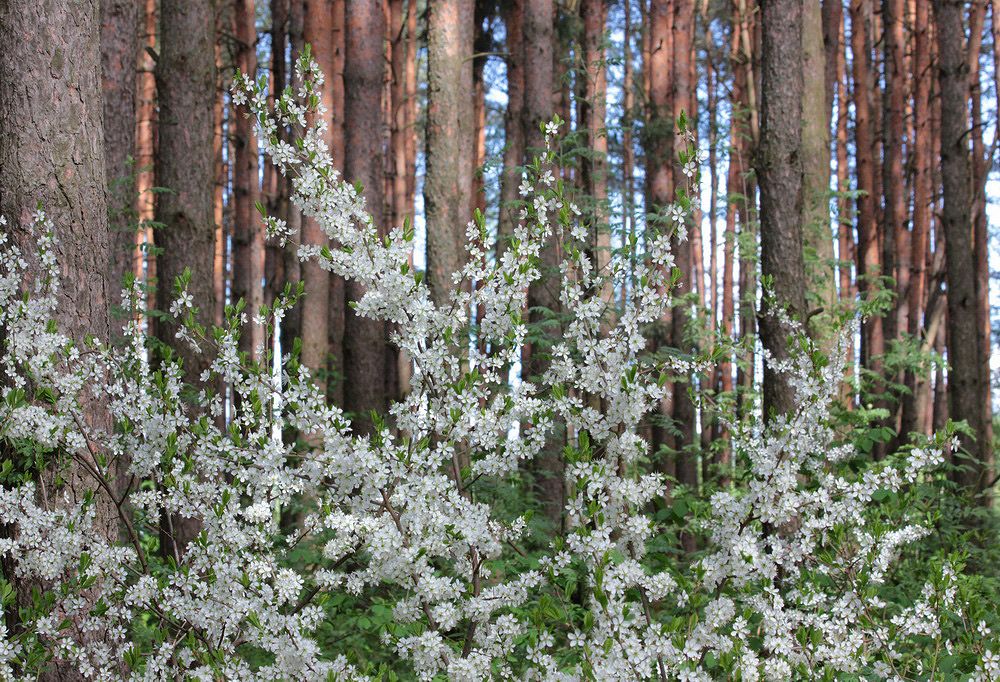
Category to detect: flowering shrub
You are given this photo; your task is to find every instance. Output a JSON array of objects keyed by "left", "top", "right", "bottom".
[{"left": 0, "top": 57, "right": 997, "bottom": 681}]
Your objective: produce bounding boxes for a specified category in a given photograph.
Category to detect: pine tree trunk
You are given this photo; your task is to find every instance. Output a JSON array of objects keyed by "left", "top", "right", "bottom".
[
  {"left": 343, "top": 0, "right": 391, "bottom": 431},
  {"left": 101, "top": 0, "right": 140, "bottom": 297},
  {"left": 0, "top": 3, "right": 119, "bottom": 673},
  {"left": 901, "top": 0, "right": 932, "bottom": 438},
  {"left": 933, "top": 0, "right": 992, "bottom": 500},
  {"left": 154, "top": 0, "right": 217, "bottom": 557},
  {"left": 425, "top": 0, "right": 475, "bottom": 303},
  {"left": 757, "top": 0, "right": 806, "bottom": 419},
  {"left": 671, "top": 0, "right": 698, "bottom": 490},
  {"left": 849, "top": 0, "right": 884, "bottom": 396},
  {"left": 231, "top": 0, "right": 264, "bottom": 362},
  {"left": 498, "top": 0, "right": 524, "bottom": 250}
]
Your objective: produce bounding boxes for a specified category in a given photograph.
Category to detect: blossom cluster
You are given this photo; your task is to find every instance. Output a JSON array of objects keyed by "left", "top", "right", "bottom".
[{"left": 0, "top": 57, "right": 993, "bottom": 681}]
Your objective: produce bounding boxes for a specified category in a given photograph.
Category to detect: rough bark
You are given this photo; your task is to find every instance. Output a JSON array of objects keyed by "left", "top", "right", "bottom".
[
  {"left": 425, "top": 0, "right": 475, "bottom": 304},
  {"left": 231, "top": 0, "right": 264, "bottom": 362},
  {"left": 300, "top": 0, "right": 338, "bottom": 395},
  {"left": 343, "top": 0, "right": 392, "bottom": 430},
  {"left": 520, "top": 0, "right": 562, "bottom": 529},
  {"left": 101, "top": 0, "right": 140, "bottom": 298},
  {"left": 757, "top": 0, "right": 807, "bottom": 420},
  {"left": 155, "top": 0, "right": 217, "bottom": 556},
  {"left": 670, "top": 0, "right": 698, "bottom": 490},
  {"left": 802, "top": 0, "right": 835, "bottom": 326},
  {"left": 0, "top": 2, "right": 118, "bottom": 674},
  {"left": 933, "top": 0, "right": 992, "bottom": 499},
  {"left": 881, "top": 0, "right": 907, "bottom": 345},
  {"left": 901, "top": 0, "right": 932, "bottom": 438}
]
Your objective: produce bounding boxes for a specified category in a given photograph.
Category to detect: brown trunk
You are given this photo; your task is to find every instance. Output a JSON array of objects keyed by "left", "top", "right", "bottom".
[
  {"left": 101, "top": 0, "right": 140, "bottom": 298},
  {"left": 933, "top": 0, "right": 992, "bottom": 499},
  {"left": 623, "top": 0, "right": 636, "bottom": 302},
  {"left": 155, "top": 0, "right": 217, "bottom": 556},
  {"left": 580, "top": 0, "right": 611, "bottom": 306},
  {"left": 344, "top": 0, "right": 392, "bottom": 430},
  {"left": 646, "top": 0, "right": 675, "bottom": 480},
  {"left": 968, "top": 0, "right": 993, "bottom": 479},
  {"left": 850, "top": 0, "right": 886, "bottom": 449},
  {"left": 300, "top": 0, "right": 339, "bottom": 396},
  {"left": 137, "top": 0, "right": 158, "bottom": 310},
  {"left": 232, "top": 0, "right": 264, "bottom": 361},
  {"left": 802, "top": 0, "right": 835, "bottom": 325},
  {"left": 901, "top": 0, "right": 932, "bottom": 438},
  {"left": 671, "top": 0, "right": 698, "bottom": 491},
  {"left": 0, "top": 3, "right": 119, "bottom": 669},
  {"left": 499, "top": 0, "right": 524, "bottom": 250},
  {"left": 280, "top": 0, "right": 305, "bottom": 358},
  {"left": 425, "top": 0, "right": 475, "bottom": 303},
  {"left": 758, "top": 0, "right": 807, "bottom": 419},
  {"left": 881, "top": 0, "right": 907, "bottom": 348},
  {"left": 521, "top": 0, "right": 562, "bottom": 529}
]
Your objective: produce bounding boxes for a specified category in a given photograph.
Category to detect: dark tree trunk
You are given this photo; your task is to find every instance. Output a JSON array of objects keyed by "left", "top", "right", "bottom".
[
  {"left": 155, "top": 0, "right": 217, "bottom": 556},
  {"left": 343, "top": 0, "right": 392, "bottom": 431},
  {"left": 101, "top": 0, "right": 140, "bottom": 298},
  {"left": 934, "top": 0, "right": 992, "bottom": 500},
  {"left": 757, "top": 0, "right": 807, "bottom": 419}
]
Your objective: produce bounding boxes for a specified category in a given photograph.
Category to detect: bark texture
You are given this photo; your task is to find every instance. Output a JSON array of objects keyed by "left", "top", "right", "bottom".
[
  {"left": 933, "top": 0, "right": 992, "bottom": 498},
  {"left": 343, "top": 0, "right": 392, "bottom": 430},
  {"left": 757, "top": 0, "right": 807, "bottom": 419},
  {"left": 425, "top": 0, "right": 475, "bottom": 304},
  {"left": 101, "top": 0, "right": 140, "bottom": 297},
  {"left": 155, "top": 0, "right": 217, "bottom": 555},
  {"left": 0, "top": 2, "right": 117, "bottom": 675}
]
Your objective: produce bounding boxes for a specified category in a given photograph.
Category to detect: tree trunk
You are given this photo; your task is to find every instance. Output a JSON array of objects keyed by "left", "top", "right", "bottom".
[
  {"left": 498, "top": 0, "right": 524, "bottom": 250},
  {"left": 757, "top": 0, "right": 806, "bottom": 419},
  {"left": 0, "top": 2, "right": 118, "bottom": 674},
  {"left": 671, "top": 0, "right": 698, "bottom": 491},
  {"left": 881, "top": 0, "right": 907, "bottom": 348},
  {"left": 155, "top": 0, "right": 217, "bottom": 556},
  {"left": 801, "top": 0, "right": 835, "bottom": 327},
  {"left": 849, "top": 0, "right": 884, "bottom": 396},
  {"left": 343, "top": 0, "right": 391, "bottom": 431},
  {"left": 520, "top": 0, "right": 562, "bottom": 530},
  {"left": 101, "top": 0, "right": 140, "bottom": 298},
  {"left": 425, "top": 0, "right": 475, "bottom": 304},
  {"left": 933, "top": 0, "right": 992, "bottom": 500},
  {"left": 231, "top": 0, "right": 264, "bottom": 362},
  {"left": 300, "top": 0, "right": 339, "bottom": 396},
  {"left": 901, "top": 0, "right": 932, "bottom": 438}
]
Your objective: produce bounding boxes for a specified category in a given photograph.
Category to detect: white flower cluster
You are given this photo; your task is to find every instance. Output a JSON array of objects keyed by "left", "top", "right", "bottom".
[{"left": 0, "top": 60, "right": 990, "bottom": 681}]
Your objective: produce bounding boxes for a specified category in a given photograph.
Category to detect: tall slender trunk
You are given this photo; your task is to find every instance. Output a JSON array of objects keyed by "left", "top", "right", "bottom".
[
  {"left": 881, "top": 0, "right": 907, "bottom": 350},
  {"left": 670, "top": 0, "right": 698, "bottom": 491},
  {"left": 300, "top": 0, "right": 338, "bottom": 395},
  {"left": 850, "top": 0, "right": 886, "bottom": 443},
  {"left": 155, "top": 0, "right": 217, "bottom": 557},
  {"left": 646, "top": 0, "right": 676, "bottom": 480},
  {"left": 137, "top": 0, "right": 158, "bottom": 310},
  {"left": 758, "top": 0, "right": 806, "bottom": 419},
  {"left": 498, "top": 0, "right": 524, "bottom": 250},
  {"left": 232, "top": 0, "right": 264, "bottom": 361},
  {"left": 933, "top": 0, "right": 992, "bottom": 500},
  {"left": 901, "top": 0, "right": 932, "bottom": 438},
  {"left": 344, "top": 0, "right": 392, "bottom": 431},
  {"left": 425, "top": 0, "right": 475, "bottom": 303},
  {"left": 968, "top": 0, "right": 993, "bottom": 473},
  {"left": 521, "top": 0, "right": 561, "bottom": 529},
  {"left": 802, "top": 0, "right": 835, "bottom": 326}
]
